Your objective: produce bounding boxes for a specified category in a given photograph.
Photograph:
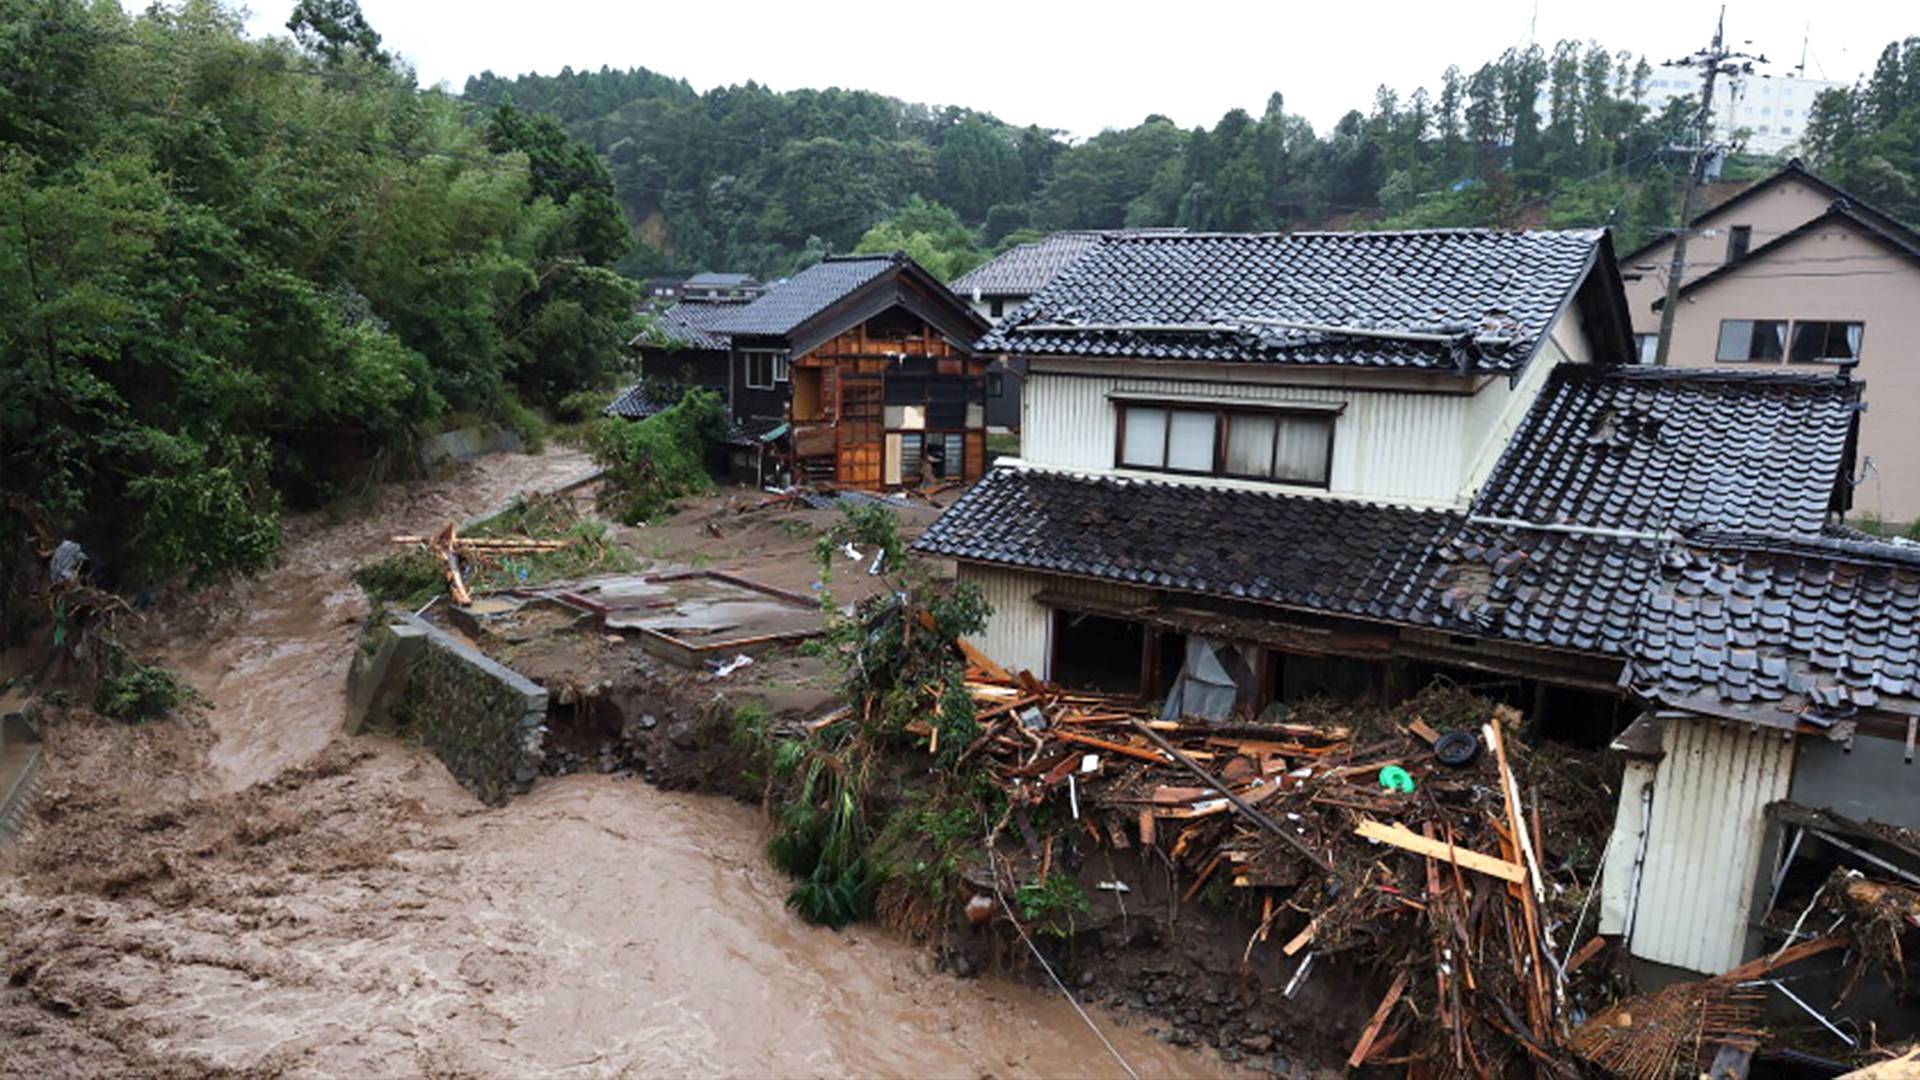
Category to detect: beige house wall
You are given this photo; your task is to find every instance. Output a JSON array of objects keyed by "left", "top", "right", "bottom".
[
  {"left": 1622, "top": 175, "right": 1840, "bottom": 337},
  {"left": 1659, "top": 221, "right": 1920, "bottom": 523}
]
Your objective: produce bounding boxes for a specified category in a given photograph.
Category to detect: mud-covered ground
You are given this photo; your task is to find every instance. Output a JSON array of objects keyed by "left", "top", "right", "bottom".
[{"left": 0, "top": 450, "right": 1237, "bottom": 1079}]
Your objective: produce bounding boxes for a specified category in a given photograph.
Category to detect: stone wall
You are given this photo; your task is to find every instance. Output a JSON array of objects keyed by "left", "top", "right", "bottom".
[
  {"left": 0, "top": 711, "right": 45, "bottom": 842},
  {"left": 351, "top": 614, "right": 548, "bottom": 807}
]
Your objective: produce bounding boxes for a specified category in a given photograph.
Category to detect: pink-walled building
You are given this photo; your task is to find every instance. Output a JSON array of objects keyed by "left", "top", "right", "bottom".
[{"left": 1620, "top": 162, "right": 1920, "bottom": 525}]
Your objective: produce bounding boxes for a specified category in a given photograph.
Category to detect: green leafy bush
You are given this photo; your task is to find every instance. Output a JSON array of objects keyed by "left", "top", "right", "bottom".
[
  {"left": 588, "top": 387, "right": 727, "bottom": 523},
  {"left": 352, "top": 548, "right": 445, "bottom": 608},
  {"left": 1015, "top": 874, "right": 1090, "bottom": 938},
  {"left": 96, "top": 653, "right": 198, "bottom": 722}
]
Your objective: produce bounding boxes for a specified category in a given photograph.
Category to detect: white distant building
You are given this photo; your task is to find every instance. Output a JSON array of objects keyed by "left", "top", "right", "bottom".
[{"left": 1640, "top": 65, "right": 1847, "bottom": 156}]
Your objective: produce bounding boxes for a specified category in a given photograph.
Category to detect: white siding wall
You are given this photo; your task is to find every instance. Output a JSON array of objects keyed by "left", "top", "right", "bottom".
[
  {"left": 1022, "top": 371, "right": 1471, "bottom": 505},
  {"left": 1628, "top": 718, "right": 1796, "bottom": 974},
  {"left": 1459, "top": 306, "right": 1588, "bottom": 497},
  {"left": 963, "top": 564, "right": 1052, "bottom": 676},
  {"left": 1018, "top": 310, "right": 1591, "bottom": 509},
  {"left": 959, "top": 564, "right": 1154, "bottom": 678}
]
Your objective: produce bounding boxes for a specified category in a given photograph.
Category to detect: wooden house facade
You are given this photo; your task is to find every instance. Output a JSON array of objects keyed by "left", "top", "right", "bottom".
[{"left": 712, "top": 252, "right": 991, "bottom": 489}]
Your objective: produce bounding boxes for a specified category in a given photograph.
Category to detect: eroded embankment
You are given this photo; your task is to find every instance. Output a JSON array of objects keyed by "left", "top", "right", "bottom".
[{"left": 0, "top": 450, "right": 1233, "bottom": 1080}]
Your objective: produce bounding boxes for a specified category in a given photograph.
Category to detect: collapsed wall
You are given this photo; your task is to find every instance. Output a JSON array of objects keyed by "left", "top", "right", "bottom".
[{"left": 347, "top": 614, "right": 547, "bottom": 806}]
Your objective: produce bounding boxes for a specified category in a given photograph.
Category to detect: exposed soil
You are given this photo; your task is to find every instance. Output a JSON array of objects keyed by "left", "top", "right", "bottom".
[{"left": 1, "top": 452, "right": 1236, "bottom": 1079}]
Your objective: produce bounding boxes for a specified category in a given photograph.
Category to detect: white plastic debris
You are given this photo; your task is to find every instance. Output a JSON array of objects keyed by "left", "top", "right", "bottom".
[
  {"left": 1096, "top": 881, "right": 1132, "bottom": 893},
  {"left": 712, "top": 654, "right": 754, "bottom": 677},
  {"left": 1080, "top": 753, "right": 1100, "bottom": 773},
  {"left": 842, "top": 542, "right": 863, "bottom": 561}
]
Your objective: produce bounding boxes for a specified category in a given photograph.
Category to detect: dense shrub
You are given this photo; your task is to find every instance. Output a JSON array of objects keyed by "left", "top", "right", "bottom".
[{"left": 587, "top": 388, "right": 727, "bottom": 523}]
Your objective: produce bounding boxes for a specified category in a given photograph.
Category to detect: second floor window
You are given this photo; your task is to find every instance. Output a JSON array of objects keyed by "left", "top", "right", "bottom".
[
  {"left": 1727, "top": 225, "right": 1752, "bottom": 263},
  {"left": 1716, "top": 319, "right": 1787, "bottom": 362},
  {"left": 1716, "top": 319, "right": 1865, "bottom": 364},
  {"left": 1117, "top": 403, "right": 1333, "bottom": 487},
  {"left": 1789, "top": 321, "right": 1864, "bottom": 363},
  {"left": 744, "top": 351, "right": 787, "bottom": 389}
]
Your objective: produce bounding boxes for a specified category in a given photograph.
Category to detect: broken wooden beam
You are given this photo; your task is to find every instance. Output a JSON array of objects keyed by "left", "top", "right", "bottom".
[
  {"left": 1346, "top": 969, "right": 1410, "bottom": 1068},
  {"left": 1128, "top": 719, "right": 1334, "bottom": 874},
  {"left": 1353, "top": 819, "right": 1527, "bottom": 884}
]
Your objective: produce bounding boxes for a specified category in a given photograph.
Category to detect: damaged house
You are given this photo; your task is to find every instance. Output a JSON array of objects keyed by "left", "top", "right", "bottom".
[
  {"left": 916, "top": 228, "right": 1919, "bottom": 979},
  {"left": 706, "top": 252, "right": 992, "bottom": 488},
  {"left": 607, "top": 289, "right": 759, "bottom": 420}
]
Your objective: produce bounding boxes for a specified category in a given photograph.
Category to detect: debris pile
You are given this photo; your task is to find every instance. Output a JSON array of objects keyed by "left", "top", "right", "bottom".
[
  {"left": 940, "top": 640, "right": 1624, "bottom": 1074},
  {"left": 392, "top": 523, "right": 572, "bottom": 606}
]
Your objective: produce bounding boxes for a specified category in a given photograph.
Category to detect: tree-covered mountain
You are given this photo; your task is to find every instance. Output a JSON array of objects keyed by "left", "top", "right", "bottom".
[{"left": 462, "top": 39, "right": 1912, "bottom": 281}]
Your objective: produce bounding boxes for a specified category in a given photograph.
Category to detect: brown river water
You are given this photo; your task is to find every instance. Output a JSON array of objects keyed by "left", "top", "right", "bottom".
[{"left": 2, "top": 449, "right": 1234, "bottom": 1079}]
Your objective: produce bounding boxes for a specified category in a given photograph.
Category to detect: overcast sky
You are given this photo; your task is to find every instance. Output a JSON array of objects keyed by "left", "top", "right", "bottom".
[{"left": 242, "top": 1, "right": 1908, "bottom": 138}]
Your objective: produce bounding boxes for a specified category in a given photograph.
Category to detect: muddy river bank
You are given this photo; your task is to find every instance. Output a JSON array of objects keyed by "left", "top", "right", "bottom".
[{"left": 0, "top": 450, "right": 1233, "bottom": 1079}]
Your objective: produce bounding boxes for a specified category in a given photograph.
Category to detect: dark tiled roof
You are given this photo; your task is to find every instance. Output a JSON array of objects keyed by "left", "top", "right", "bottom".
[
  {"left": 1475, "top": 367, "right": 1858, "bottom": 533},
  {"left": 632, "top": 300, "right": 744, "bottom": 351},
  {"left": 915, "top": 467, "right": 1456, "bottom": 624},
  {"left": 949, "top": 231, "right": 1185, "bottom": 299},
  {"left": 917, "top": 463, "right": 1912, "bottom": 674},
  {"left": 1630, "top": 532, "right": 1920, "bottom": 729},
  {"left": 709, "top": 254, "right": 901, "bottom": 337},
  {"left": 980, "top": 229, "right": 1605, "bottom": 373},
  {"left": 1431, "top": 524, "right": 1659, "bottom": 656},
  {"left": 604, "top": 382, "right": 684, "bottom": 420},
  {"left": 915, "top": 467, "right": 1670, "bottom": 655}
]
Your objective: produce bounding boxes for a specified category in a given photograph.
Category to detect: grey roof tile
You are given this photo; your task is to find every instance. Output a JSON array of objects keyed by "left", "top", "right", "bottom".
[
  {"left": 1474, "top": 366, "right": 1858, "bottom": 533},
  {"left": 1629, "top": 532, "right": 1920, "bottom": 727},
  {"left": 949, "top": 230, "right": 1184, "bottom": 299},
  {"left": 632, "top": 300, "right": 746, "bottom": 351},
  {"left": 979, "top": 229, "right": 1605, "bottom": 373},
  {"left": 709, "top": 254, "right": 900, "bottom": 337}
]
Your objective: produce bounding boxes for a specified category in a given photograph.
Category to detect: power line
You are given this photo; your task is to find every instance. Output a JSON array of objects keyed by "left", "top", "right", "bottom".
[{"left": 1653, "top": 8, "right": 1768, "bottom": 366}]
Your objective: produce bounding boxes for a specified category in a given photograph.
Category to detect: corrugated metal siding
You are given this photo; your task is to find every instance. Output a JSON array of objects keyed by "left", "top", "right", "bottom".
[
  {"left": 1630, "top": 718, "right": 1796, "bottom": 974},
  {"left": 1021, "top": 372, "right": 1471, "bottom": 504},
  {"left": 959, "top": 564, "right": 1153, "bottom": 679},
  {"left": 1599, "top": 759, "right": 1658, "bottom": 936}
]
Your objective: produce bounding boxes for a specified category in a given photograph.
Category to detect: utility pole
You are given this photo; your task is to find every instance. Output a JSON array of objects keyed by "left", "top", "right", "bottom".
[{"left": 1652, "top": 8, "right": 1764, "bottom": 366}]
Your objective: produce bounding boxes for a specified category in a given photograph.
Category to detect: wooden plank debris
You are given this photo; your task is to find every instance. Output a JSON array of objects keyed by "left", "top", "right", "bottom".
[
  {"left": 1354, "top": 820, "right": 1527, "bottom": 884},
  {"left": 1347, "top": 969, "right": 1410, "bottom": 1068}
]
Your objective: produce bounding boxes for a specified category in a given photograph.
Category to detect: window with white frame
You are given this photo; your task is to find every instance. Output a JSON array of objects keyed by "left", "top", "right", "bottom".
[
  {"left": 1116, "top": 402, "right": 1333, "bottom": 487},
  {"left": 744, "top": 350, "right": 787, "bottom": 389}
]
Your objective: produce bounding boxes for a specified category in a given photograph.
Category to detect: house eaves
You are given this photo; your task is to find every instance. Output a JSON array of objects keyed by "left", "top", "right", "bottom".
[{"left": 1651, "top": 202, "right": 1920, "bottom": 310}]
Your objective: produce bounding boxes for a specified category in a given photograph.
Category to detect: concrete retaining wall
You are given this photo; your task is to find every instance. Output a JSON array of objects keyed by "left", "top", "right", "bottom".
[
  {"left": 0, "top": 712, "right": 45, "bottom": 842},
  {"left": 348, "top": 615, "right": 548, "bottom": 807}
]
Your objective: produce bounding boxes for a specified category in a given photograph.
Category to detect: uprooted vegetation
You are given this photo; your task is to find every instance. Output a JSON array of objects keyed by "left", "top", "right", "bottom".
[
  {"left": 587, "top": 387, "right": 729, "bottom": 524},
  {"left": 353, "top": 491, "right": 633, "bottom": 608},
  {"left": 748, "top": 502, "right": 997, "bottom": 928}
]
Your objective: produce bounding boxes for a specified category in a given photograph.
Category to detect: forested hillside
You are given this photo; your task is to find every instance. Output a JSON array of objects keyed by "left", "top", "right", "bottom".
[
  {"left": 468, "top": 37, "right": 1920, "bottom": 283},
  {"left": 2, "top": 0, "right": 634, "bottom": 598}
]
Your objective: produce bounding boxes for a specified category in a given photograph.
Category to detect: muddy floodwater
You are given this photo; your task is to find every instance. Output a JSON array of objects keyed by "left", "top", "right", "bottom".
[{"left": 1, "top": 449, "right": 1234, "bottom": 1079}]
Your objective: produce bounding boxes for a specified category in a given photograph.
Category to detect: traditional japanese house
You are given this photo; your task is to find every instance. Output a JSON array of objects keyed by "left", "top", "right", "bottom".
[
  {"left": 608, "top": 295, "right": 755, "bottom": 420},
  {"left": 709, "top": 252, "right": 991, "bottom": 488},
  {"left": 918, "top": 228, "right": 1919, "bottom": 978}
]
